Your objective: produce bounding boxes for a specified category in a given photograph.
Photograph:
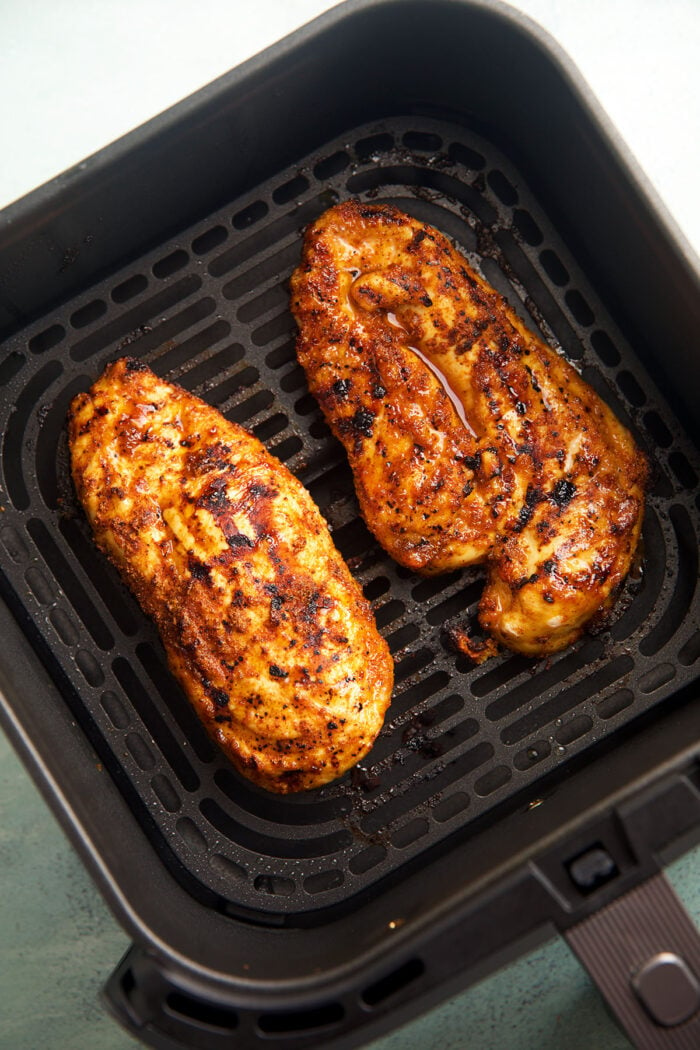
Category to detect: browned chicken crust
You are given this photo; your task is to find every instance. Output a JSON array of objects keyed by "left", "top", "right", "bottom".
[
  {"left": 290, "top": 200, "right": 648, "bottom": 660},
  {"left": 68, "top": 358, "right": 393, "bottom": 792}
]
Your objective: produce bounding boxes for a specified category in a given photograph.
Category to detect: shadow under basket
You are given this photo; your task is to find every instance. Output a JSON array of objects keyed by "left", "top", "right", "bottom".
[{"left": 1, "top": 2, "right": 700, "bottom": 1048}]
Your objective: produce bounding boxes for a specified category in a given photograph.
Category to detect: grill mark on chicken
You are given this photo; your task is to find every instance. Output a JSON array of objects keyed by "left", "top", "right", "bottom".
[
  {"left": 68, "top": 358, "right": 393, "bottom": 792},
  {"left": 290, "top": 200, "right": 648, "bottom": 661}
]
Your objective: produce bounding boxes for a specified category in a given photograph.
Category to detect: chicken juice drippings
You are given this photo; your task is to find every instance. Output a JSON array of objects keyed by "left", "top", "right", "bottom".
[{"left": 385, "top": 311, "right": 478, "bottom": 437}]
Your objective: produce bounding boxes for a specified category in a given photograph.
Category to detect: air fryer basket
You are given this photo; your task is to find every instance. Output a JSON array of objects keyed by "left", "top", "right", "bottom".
[{"left": 2, "top": 2, "right": 700, "bottom": 1048}]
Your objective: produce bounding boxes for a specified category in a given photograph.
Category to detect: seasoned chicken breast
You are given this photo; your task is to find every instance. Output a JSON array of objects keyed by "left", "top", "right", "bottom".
[
  {"left": 68, "top": 358, "right": 393, "bottom": 792},
  {"left": 290, "top": 201, "right": 648, "bottom": 660}
]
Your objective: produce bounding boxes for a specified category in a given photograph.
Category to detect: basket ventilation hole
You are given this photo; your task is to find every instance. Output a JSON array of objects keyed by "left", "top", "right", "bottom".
[
  {"left": 309, "top": 417, "right": 331, "bottom": 440},
  {"left": 152, "top": 249, "right": 189, "bottom": 279},
  {"left": 266, "top": 339, "right": 296, "bottom": 370},
  {"left": 112, "top": 274, "right": 148, "bottom": 303},
  {"left": 49, "top": 608, "right": 80, "bottom": 646},
  {"left": 513, "top": 740, "right": 552, "bottom": 771},
  {"left": 426, "top": 581, "right": 482, "bottom": 626},
  {"left": 362, "top": 958, "right": 425, "bottom": 1008},
  {"left": 273, "top": 174, "right": 310, "bottom": 205},
  {"left": 25, "top": 565, "right": 54, "bottom": 604},
  {"left": 100, "top": 690, "right": 131, "bottom": 729},
  {"left": 643, "top": 410, "right": 673, "bottom": 449},
  {"left": 270, "top": 435, "right": 303, "bottom": 463},
  {"left": 116, "top": 652, "right": 203, "bottom": 785},
  {"left": 617, "top": 370, "right": 646, "bottom": 407},
  {"left": 226, "top": 389, "right": 274, "bottom": 425},
  {"left": 205, "top": 363, "right": 259, "bottom": 406},
  {"left": 28, "top": 324, "right": 65, "bottom": 354},
  {"left": 483, "top": 641, "right": 592, "bottom": 713},
  {"left": 472, "top": 652, "right": 534, "bottom": 699},
  {"left": 211, "top": 193, "right": 334, "bottom": 280},
  {"left": 75, "top": 648, "right": 105, "bottom": 687},
  {"left": 126, "top": 732, "right": 155, "bottom": 771},
  {"left": 209, "top": 853, "right": 247, "bottom": 881},
  {"left": 164, "top": 316, "right": 231, "bottom": 375},
  {"left": 638, "top": 663, "right": 676, "bottom": 694},
  {"left": 233, "top": 200, "right": 269, "bottom": 230},
  {"left": 1, "top": 526, "right": 29, "bottom": 562},
  {"left": 448, "top": 142, "right": 485, "bottom": 171},
  {"left": 474, "top": 765, "right": 511, "bottom": 797},
  {"left": 177, "top": 342, "right": 245, "bottom": 394},
  {"left": 257, "top": 1002, "right": 345, "bottom": 1035},
  {"left": 411, "top": 571, "right": 461, "bottom": 603},
  {"left": 512, "top": 209, "right": 543, "bottom": 246},
  {"left": 252, "top": 312, "right": 295, "bottom": 347},
  {"left": 565, "top": 289, "right": 595, "bottom": 326},
  {"left": 392, "top": 670, "right": 451, "bottom": 717},
  {"left": 555, "top": 714, "right": 592, "bottom": 746},
  {"left": 487, "top": 169, "right": 518, "bottom": 205},
  {"left": 151, "top": 774, "right": 181, "bottom": 813},
  {"left": 386, "top": 622, "right": 421, "bottom": 653},
  {"left": 70, "top": 299, "right": 107, "bottom": 328},
  {"left": 432, "top": 791, "right": 470, "bottom": 822},
  {"left": 590, "top": 329, "right": 620, "bottom": 366},
  {"left": 293, "top": 392, "right": 318, "bottom": 417},
  {"left": 375, "top": 598, "right": 405, "bottom": 629},
  {"left": 303, "top": 869, "right": 344, "bottom": 894},
  {"left": 252, "top": 412, "right": 289, "bottom": 443},
  {"left": 313, "top": 151, "right": 350, "bottom": 180},
  {"left": 669, "top": 451, "right": 698, "bottom": 490},
  {"left": 394, "top": 646, "right": 435, "bottom": 685},
  {"left": 237, "top": 284, "right": 288, "bottom": 324},
  {"left": 391, "top": 818, "right": 429, "bottom": 848},
  {"left": 254, "top": 874, "right": 295, "bottom": 897},
  {"left": 176, "top": 817, "right": 207, "bottom": 852},
  {"left": 166, "top": 992, "right": 239, "bottom": 1033},
  {"left": 539, "top": 249, "right": 569, "bottom": 286},
  {"left": 402, "top": 130, "right": 443, "bottom": 153},
  {"left": 596, "top": 688, "right": 634, "bottom": 720},
  {"left": 192, "top": 225, "right": 227, "bottom": 255},
  {"left": 355, "top": 133, "right": 395, "bottom": 161},
  {"left": 349, "top": 844, "right": 386, "bottom": 875},
  {"left": 279, "top": 365, "right": 306, "bottom": 394}
]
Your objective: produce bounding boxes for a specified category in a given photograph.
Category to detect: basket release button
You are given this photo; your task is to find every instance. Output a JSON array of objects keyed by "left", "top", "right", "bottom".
[
  {"left": 632, "top": 952, "right": 700, "bottom": 1028},
  {"left": 567, "top": 844, "right": 618, "bottom": 893}
]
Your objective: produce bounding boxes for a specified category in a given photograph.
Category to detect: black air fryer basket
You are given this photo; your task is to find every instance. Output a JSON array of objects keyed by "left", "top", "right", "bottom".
[{"left": 2, "top": 2, "right": 700, "bottom": 1047}]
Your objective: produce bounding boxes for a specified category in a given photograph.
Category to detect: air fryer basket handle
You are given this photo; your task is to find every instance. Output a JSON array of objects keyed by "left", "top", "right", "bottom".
[{"left": 565, "top": 872, "right": 700, "bottom": 1049}]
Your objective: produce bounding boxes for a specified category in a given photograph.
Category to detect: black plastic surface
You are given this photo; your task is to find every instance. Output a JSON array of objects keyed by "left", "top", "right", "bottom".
[
  {"left": 1, "top": 1, "right": 700, "bottom": 1047},
  {"left": 2, "top": 111, "right": 698, "bottom": 923}
]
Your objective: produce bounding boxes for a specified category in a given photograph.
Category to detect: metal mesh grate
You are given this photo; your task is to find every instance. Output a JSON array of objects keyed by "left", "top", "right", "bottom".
[{"left": 1, "top": 116, "right": 699, "bottom": 919}]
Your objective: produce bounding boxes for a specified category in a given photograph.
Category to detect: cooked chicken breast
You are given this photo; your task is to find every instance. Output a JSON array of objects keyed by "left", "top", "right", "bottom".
[
  {"left": 68, "top": 358, "right": 393, "bottom": 792},
  {"left": 290, "top": 200, "right": 648, "bottom": 660}
]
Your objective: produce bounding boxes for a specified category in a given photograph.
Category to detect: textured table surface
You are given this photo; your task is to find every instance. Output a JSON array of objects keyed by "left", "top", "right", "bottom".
[{"left": 1, "top": 2, "right": 699, "bottom": 1048}]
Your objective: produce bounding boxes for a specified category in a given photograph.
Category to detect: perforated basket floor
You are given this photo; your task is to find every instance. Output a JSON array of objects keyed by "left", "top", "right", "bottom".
[{"left": 1, "top": 115, "right": 699, "bottom": 921}]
